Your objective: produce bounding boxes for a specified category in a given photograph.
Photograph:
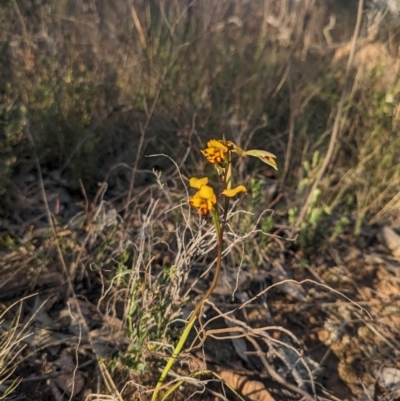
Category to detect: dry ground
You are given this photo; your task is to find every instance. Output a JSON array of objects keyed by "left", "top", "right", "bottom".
[
  {"left": 1, "top": 170, "right": 400, "bottom": 401},
  {"left": 1, "top": 0, "right": 400, "bottom": 400}
]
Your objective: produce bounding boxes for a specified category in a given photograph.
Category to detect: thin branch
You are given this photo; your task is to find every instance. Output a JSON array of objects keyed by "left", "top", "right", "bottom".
[{"left": 295, "top": 0, "right": 365, "bottom": 227}]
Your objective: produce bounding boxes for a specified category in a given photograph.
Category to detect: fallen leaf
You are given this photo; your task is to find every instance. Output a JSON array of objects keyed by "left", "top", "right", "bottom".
[
  {"left": 27, "top": 296, "right": 54, "bottom": 328},
  {"left": 53, "top": 373, "right": 84, "bottom": 398},
  {"left": 53, "top": 354, "right": 75, "bottom": 370},
  {"left": 224, "top": 318, "right": 249, "bottom": 364},
  {"left": 218, "top": 369, "right": 276, "bottom": 401},
  {"left": 52, "top": 354, "right": 85, "bottom": 397}
]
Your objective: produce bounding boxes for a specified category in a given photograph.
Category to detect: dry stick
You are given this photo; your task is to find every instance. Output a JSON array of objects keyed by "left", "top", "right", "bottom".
[
  {"left": 191, "top": 303, "right": 317, "bottom": 398},
  {"left": 295, "top": 0, "right": 365, "bottom": 228},
  {"left": 13, "top": 0, "right": 28, "bottom": 40},
  {"left": 124, "top": 66, "right": 170, "bottom": 219},
  {"left": 281, "top": 82, "right": 324, "bottom": 192},
  {"left": 129, "top": 4, "right": 147, "bottom": 50},
  {"left": 246, "top": 336, "right": 315, "bottom": 401},
  {"left": 160, "top": 369, "right": 246, "bottom": 401},
  {"left": 2, "top": 360, "right": 96, "bottom": 385},
  {"left": 280, "top": 68, "right": 295, "bottom": 191},
  {"left": 22, "top": 108, "right": 124, "bottom": 401},
  {"left": 125, "top": 3, "right": 175, "bottom": 219}
]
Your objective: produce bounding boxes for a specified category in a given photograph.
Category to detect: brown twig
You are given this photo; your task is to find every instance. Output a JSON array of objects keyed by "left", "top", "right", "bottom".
[
  {"left": 246, "top": 335, "right": 315, "bottom": 401},
  {"left": 295, "top": 0, "right": 365, "bottom": 228},
  {"left": 123, "top": 65, "right": 170, "bottom": 219}
]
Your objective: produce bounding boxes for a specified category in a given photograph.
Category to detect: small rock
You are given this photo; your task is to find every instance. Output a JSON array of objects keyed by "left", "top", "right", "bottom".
[
  {"left": 378, "top": 226, "right": 400, "bottom": 258},
  {"left": 379, "top": 367, "right": 400, "bottom": 390},
  {"left": 270, "top": 266, "right": 306, "bottom": 301}
]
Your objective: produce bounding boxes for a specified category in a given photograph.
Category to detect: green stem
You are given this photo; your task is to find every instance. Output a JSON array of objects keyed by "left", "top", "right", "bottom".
[
  {"left": 160, "top": 370, "right": 246, "bottom": 401},
  {"left": 152, "top": 152, "right": 233, "bottom": 401},
  {"left": 151, "top": 198, "right": 227, "bottom": 401},
  {"left": 211, "top": 209, "right": 221, "bottom": 239}
]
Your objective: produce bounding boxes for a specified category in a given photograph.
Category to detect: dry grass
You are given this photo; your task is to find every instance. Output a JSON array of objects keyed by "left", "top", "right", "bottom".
[{"left": 1, "top": 0, "right": 400, "bottom": 400}]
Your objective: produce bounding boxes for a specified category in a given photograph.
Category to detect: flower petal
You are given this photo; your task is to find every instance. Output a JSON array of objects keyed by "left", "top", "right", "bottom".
[
  {"left": 208, "top": 139, "right": 228, "bottom": 151},
  {"left": 222, "top": 185, "right": 247, "bottom": 197},
  {"left": 201, "top": 148, "right": 216, "bottom": 157},
  {"left": 198, "top": 185, "right": 216, "bottom": 202},
  {"left": 189, "top": 177, "right": 209, "bottom": 189},
  {"left": 189, "top": 193, "right": 203, "bottom": 207},
  {"left": 198, "top": 204, "right": 209, "bottom": 215}
]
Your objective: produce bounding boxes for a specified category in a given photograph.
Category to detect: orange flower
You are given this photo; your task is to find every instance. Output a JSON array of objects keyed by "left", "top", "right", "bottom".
[
  {"left": 189, "top": 176, "right": 248, "bottom": 216},
  {"left": 189, "top": 177, "right": 217, "bottom": 216},
  {"left": 201, "top": 140, "right": 229, "bottom": 164},
  {"left": 202, "top": 138, "right": 278, "bottom": 170}
]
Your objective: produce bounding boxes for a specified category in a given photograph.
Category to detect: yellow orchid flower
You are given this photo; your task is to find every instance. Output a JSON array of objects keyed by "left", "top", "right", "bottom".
[
  {"left": 221, "top": 185, "right": 247, "bottom": 197},
  {"left": 189, "top": 177, "right": 217, "bottom": 215},
  {"left": 201, "top": 139, "right": 229, "bottom": 165},
  {"left": 189, "top": 176, "right": 209, "bottom": 189},
  {"left": 201, "top": 138, "right": 278, "bottom": 170}
]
